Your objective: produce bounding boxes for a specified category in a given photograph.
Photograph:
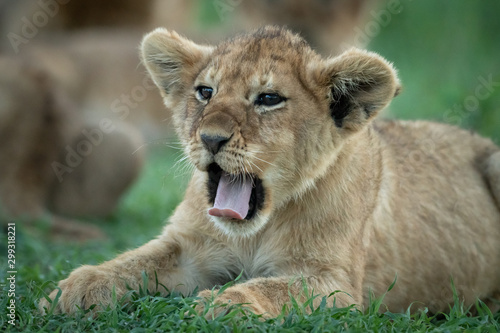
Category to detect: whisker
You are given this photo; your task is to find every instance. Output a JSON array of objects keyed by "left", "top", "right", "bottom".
[
  {"left": 173, "top": 153, "right": 191, "bottom": 166},
  {"left": 252, "top": 155, "right": 277, "bottom": 168},
  {"left": 133, "top": 138, "right": 185, "bottom": 153},
  {"left": 239, "top": 155, "right": 251, "bottom": 183},
  {"left": 248, "top": 160, "right": 263, "bottom": 173},
  {"left": 247, "top": 148, "right": 285, "bottom": 154}
]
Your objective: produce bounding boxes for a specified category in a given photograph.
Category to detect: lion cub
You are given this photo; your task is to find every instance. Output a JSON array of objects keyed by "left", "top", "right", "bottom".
[{"left": 41, "top": 26, "right": 500, "bottom": 316}]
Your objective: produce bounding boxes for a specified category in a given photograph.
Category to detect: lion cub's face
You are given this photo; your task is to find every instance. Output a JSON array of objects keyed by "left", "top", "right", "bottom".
[{"left": 142, "top": 26, "right": 399, "bottom": 237}]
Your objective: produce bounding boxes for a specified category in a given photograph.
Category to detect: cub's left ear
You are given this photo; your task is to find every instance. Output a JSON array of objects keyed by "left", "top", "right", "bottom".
[
  {"left": 311, "top": 48, "right": 400, "bottom": 131},
  {"left": 140, "top": 28, "right": 214, "bottom": 106}
]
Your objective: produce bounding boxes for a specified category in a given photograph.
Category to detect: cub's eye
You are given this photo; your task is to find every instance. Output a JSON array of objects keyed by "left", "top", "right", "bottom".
[
  {"left": 255, "top": 93, "right": 285, "bottom": 106},
  {"left": 196, "top": 86, "right": 213, "bottom": 101}
]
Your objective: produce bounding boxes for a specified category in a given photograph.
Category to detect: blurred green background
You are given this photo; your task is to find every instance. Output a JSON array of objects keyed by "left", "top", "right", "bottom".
[{"left": 369, "top": 0, "right": 500, "bottom": 142}]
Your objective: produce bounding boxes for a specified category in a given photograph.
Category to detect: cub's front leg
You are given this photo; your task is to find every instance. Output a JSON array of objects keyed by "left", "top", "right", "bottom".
[
  {"left": 198, "top": 274, "right": 361, "bottom": 318},
  {"left": 40, "top": 225, "right": 228, "bottom": 314}
]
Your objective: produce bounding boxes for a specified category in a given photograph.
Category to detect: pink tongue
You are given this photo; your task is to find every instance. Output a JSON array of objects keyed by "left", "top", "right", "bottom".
[{"left": 208, "top": 172, "right": 253, "bottom": 220}]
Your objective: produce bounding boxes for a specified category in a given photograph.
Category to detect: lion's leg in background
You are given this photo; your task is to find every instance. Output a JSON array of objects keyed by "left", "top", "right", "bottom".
[
  {"left": 39, "top": 224, "right": 232, "bottom": 314},
  {"left": 0, "top": 57, "right": 88, "bottom": 238},
  {"left": 48, "top": 121, "right": 144, "bottom": 218}
]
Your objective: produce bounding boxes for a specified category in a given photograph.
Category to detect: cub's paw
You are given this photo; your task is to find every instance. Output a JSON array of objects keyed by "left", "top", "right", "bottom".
[
  {"left": 39, "top": 265, "right": 125, "bottom": 315},
  {"left": 196, "top": 288, "right": 268, "bottom": 319}
]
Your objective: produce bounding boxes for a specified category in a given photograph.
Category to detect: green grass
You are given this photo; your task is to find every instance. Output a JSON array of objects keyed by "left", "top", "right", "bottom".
[{"left": 2, "top": 0, "right": 500, "bottom": 331}]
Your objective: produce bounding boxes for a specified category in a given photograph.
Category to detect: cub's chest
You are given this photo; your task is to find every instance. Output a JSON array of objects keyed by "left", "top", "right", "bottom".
[{"left": 229, "top": 241, "right": 283, "bottom": 279}]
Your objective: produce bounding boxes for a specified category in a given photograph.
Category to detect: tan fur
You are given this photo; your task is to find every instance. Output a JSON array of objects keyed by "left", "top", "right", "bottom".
[{"left": 40, "top": 27, "right": 500, "bottom": 316}]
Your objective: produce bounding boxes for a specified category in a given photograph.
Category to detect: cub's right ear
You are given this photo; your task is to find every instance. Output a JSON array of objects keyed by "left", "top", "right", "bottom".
[
  {"left": 140, "top": 28, "right": 214, "bottom": 104},
  {"left": 309, "top": 48, "right": 400, "bottom": 132}
]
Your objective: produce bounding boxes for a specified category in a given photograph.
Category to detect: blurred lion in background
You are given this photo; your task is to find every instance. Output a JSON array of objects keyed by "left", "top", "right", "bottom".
[
  {"left": 0, "top": 55, "right": 144, "bottom": 240},
  {"left": 0, "top": 1, "right": 160, "bottom": 239}
]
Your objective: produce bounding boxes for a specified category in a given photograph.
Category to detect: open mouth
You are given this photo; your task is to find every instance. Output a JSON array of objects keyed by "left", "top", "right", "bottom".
[{"left": 206, "top": 163, "right": 264, "bottom": 220}]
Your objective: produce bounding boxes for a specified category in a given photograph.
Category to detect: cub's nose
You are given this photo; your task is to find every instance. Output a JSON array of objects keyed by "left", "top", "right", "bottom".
[{"left": 200, "top": 134, "right": 231, "bottom": 155}]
